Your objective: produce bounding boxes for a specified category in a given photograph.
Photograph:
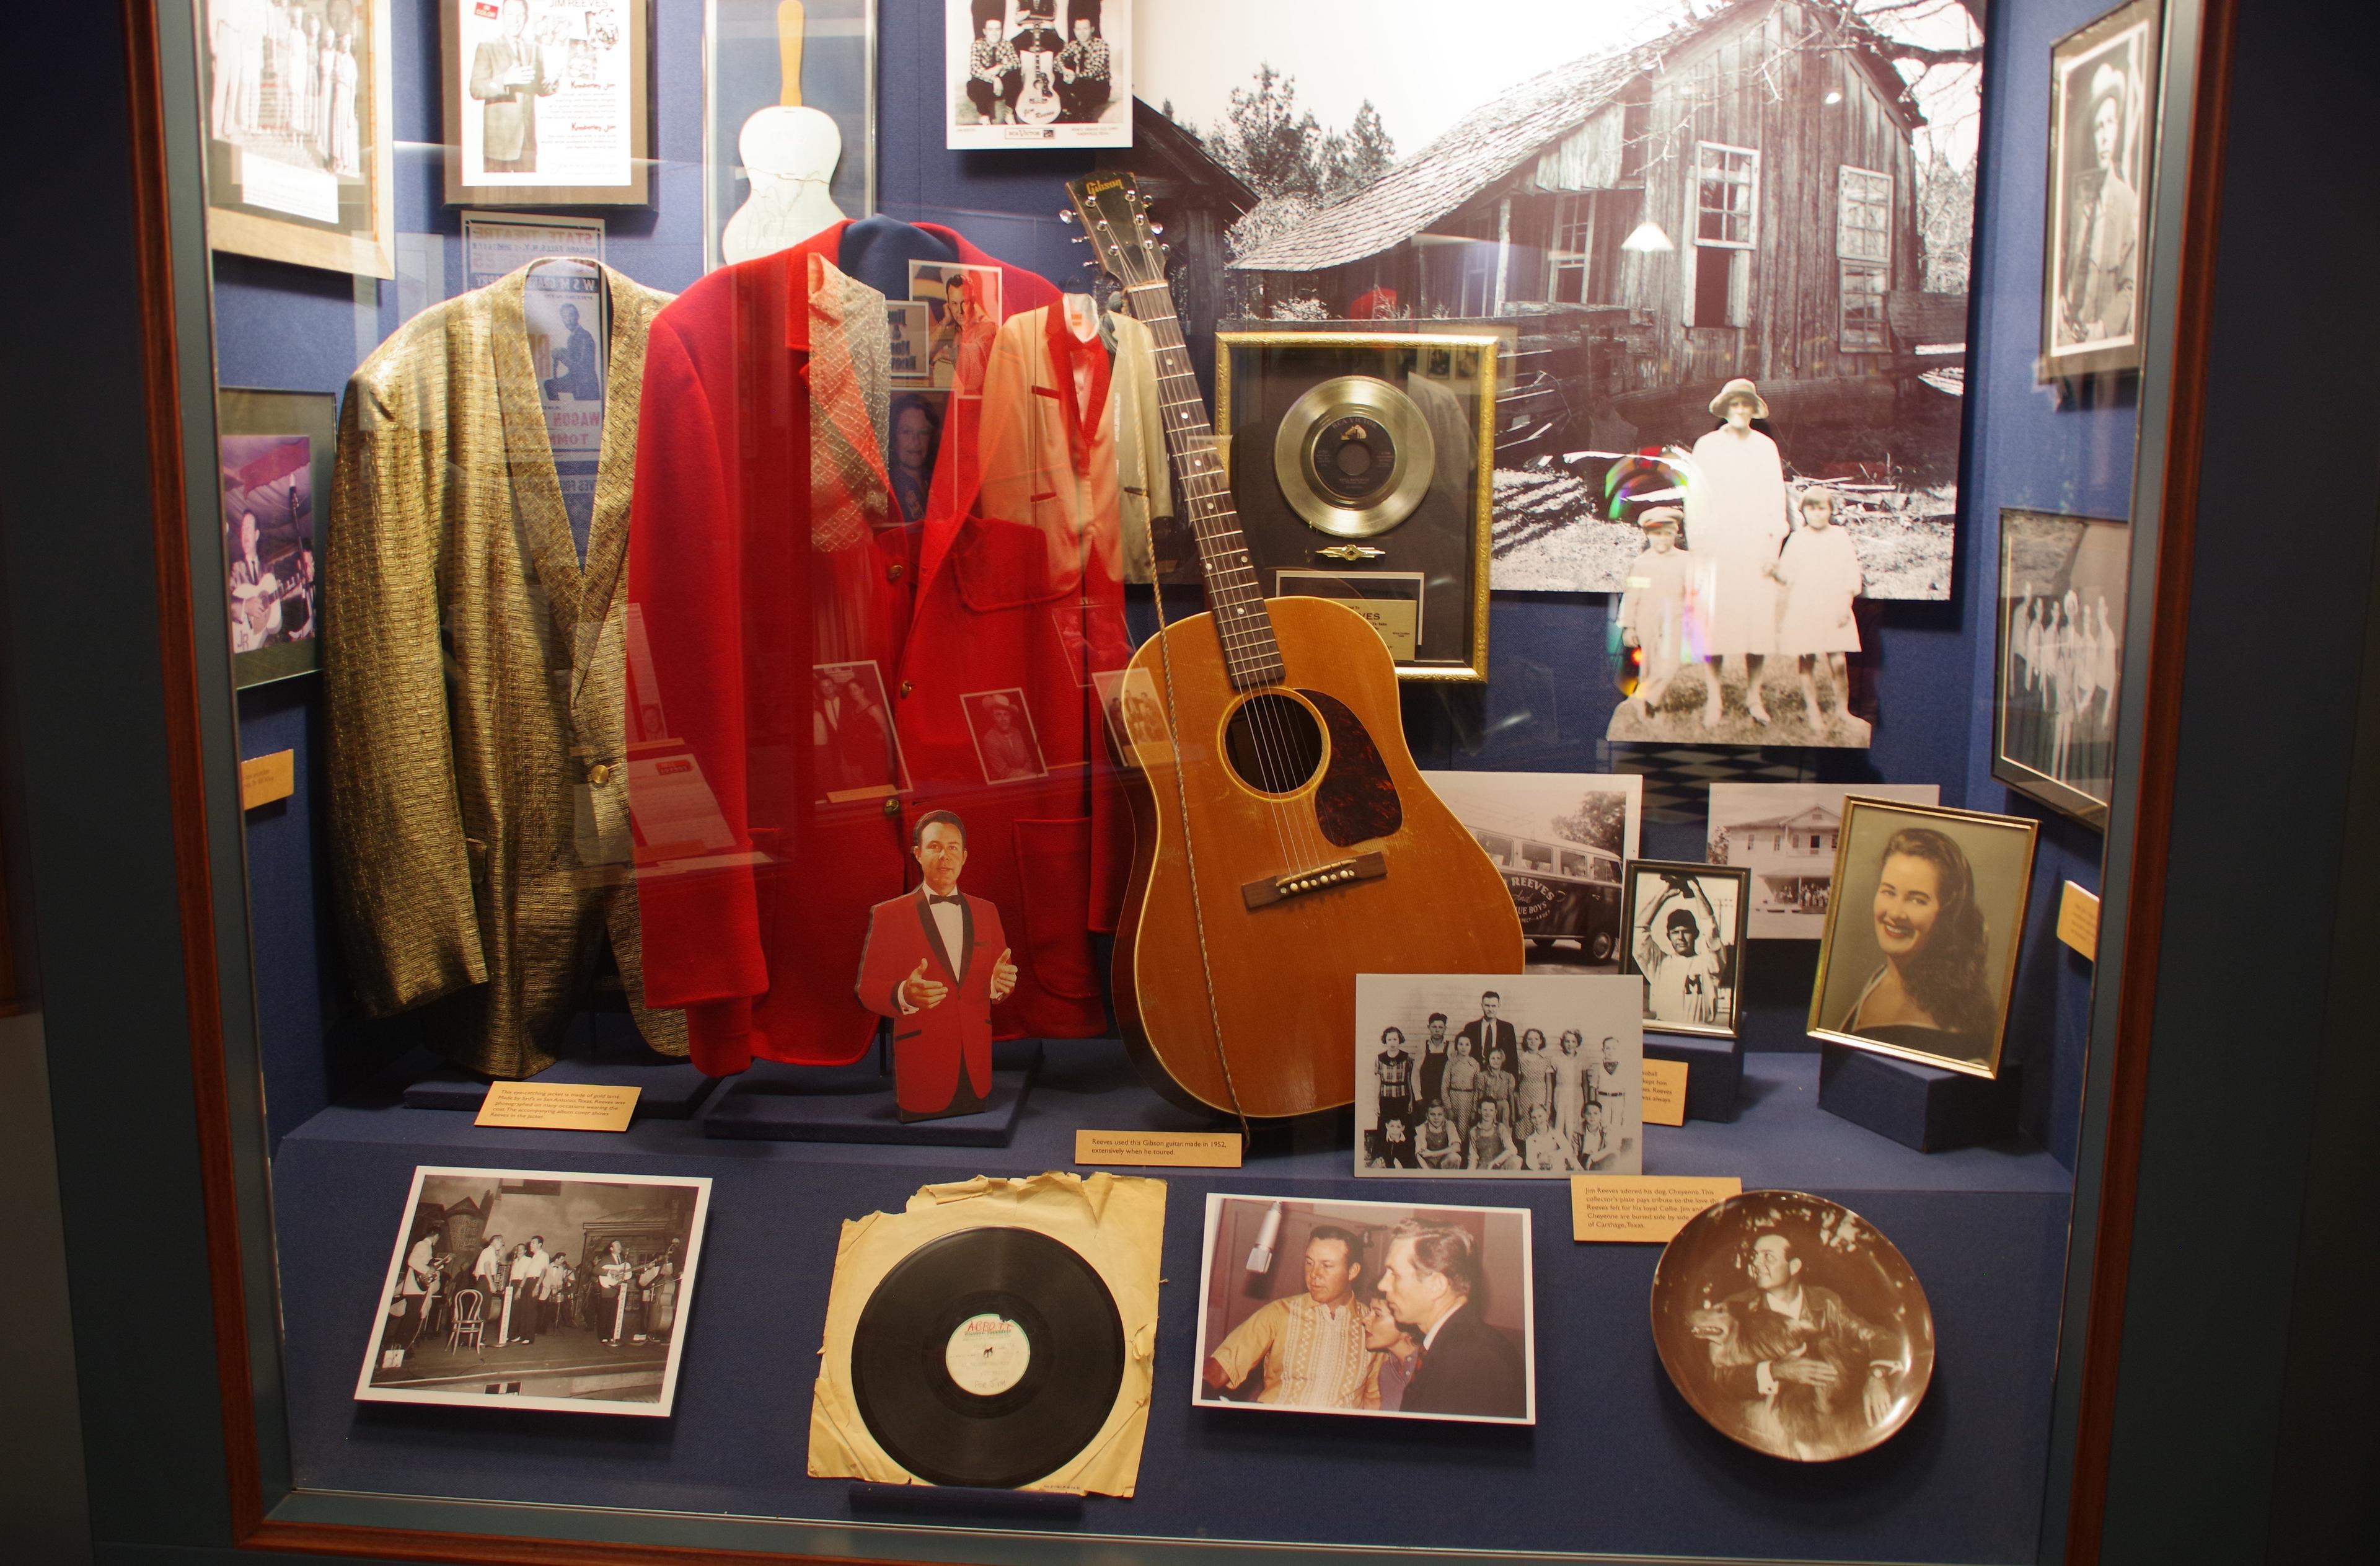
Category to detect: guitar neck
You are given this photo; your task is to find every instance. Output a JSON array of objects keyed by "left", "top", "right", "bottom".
[{"left": 1117, "top": 281, "right": 1284, "bottom": 690}]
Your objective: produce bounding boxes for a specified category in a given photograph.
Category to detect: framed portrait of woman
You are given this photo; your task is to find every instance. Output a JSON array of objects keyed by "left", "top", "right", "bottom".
[{"left": 1807, "top": 799, "right": 2038, "bottom": 1078}]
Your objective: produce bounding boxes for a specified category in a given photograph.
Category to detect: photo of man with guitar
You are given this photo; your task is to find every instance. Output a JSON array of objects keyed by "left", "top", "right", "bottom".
[{"left": 220, "top": 433, "right": 320, "bottom": 661}]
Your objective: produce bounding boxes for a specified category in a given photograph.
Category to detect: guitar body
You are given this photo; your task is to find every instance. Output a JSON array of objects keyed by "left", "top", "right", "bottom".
[{"left": 1111, "top": 595, "right": 1524, "bottom": 1117}]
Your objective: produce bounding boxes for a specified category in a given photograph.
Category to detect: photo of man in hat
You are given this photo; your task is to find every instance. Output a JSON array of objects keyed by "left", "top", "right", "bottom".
[
  {"left": 961, "top": 688, "right": 1047, "bottom": 784},
  {"left": 2056, "top": 60, "right": 2139, "bottom": 349}
]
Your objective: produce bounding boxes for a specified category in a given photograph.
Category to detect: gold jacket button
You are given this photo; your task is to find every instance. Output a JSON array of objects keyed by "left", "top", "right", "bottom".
[
  {"left": 881, "top": 795, "right": 902, "bottom": 818},
  {"left": 900, "top": 680, "right": 914, "bottom": 697},
  {"left": 588, "top": 763, "right": 614, "bottom": 786},
  {"left": 886, "top": 561, "right": 906, "bottom": 582}
]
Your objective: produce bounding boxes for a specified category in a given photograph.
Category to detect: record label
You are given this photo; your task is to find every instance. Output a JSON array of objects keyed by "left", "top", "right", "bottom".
[
  {"left": 1274, "top": 374, "right": 1436, "bottom": 539},
  {"left": 945, "top": 1312, "right": 1031, "bottom": 1397},
  {"left": 851, "top": 1225, "right": 1126, "bottom": 1489}
]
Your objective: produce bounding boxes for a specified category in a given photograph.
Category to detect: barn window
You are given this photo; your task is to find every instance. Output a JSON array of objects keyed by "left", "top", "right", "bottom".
[
  {"left": 1549, "top": 192, "right": 1629, "bottom": 306},
  {"left": 1838, "top": 166, "right": 1892, "bottom": 263},
  {"left": 1695, "top": 143, "right": 1758, "bottom": 248},
  {"left": 1840, "top": 262, "right": 1888, "bottom": 351}
]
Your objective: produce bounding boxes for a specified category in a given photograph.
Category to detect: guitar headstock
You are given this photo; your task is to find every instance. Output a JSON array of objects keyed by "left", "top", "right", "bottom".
[{"left": 1063, "top": 170, "right": 1169, "bottom": 290}]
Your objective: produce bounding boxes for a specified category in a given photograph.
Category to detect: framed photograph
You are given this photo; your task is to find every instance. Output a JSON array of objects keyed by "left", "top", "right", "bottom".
[
  {"left": 1354, "top": 972, "right": 1641, "bottom": 1177},
  {"left": 1705, "top": 783, "right": 1943, "bottom": 939},
  {"left": 1192, "top": 1193, "right": 1535, "bottom": 1424},
  {"left": 811, "top": 660, "right": 907, "bottom": 805},
  {"left": 705, "top": 0, "right": 877, "bottom": 272},
  {"left": 2040, "top": 0, "right": 2162, "bottom": 379},
  {"left": 946, "top": 1, "right": 1132, "bottom": 151},
  {"left": 441, "top": 0, "right": 650, "bottom": 207},
  {"left": 909, "top": 261, "right": 1004, "bottom": 391},
  {"left": 1651, "top": 1190, "right": 1934, "bottom": 1462},
  {"left": 1419, "top": 771, "right": 1641, "bottom": 972},
  {"left": 218, "top": 387, "right": 333, "bottom": 688},
  {"left": 1808, "top": 798, "right": 2039, "bottom": 1079},
  {"left": 1621, "top": 860, "right": 1750, "bottom": 1042},
  {"left": 959, "top": 688, "right": 1047, "bottom": 784},
  {"left": 1142, "top": 3, "right": 1988, "bottom": 603},
  {"left": 1219, "top": 332, "right": 1496, "bottom": 681},
  {"left": 1092, "top": 666, "right": 1171, "bottom": 769},
  {"left": 1994, "top": 508, "right": 2129, "bottom": 826},
  {"left": 355, "top": 1166, "right": 712, "bottom": 1417},
  {"left": 198, "top": 0, "right": 395, "bottom": 277}
]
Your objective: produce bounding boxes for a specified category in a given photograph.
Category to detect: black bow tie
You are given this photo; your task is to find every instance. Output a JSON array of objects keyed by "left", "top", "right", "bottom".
[{"left": 927, "top": 893, "right": 963, "bottom": 906}]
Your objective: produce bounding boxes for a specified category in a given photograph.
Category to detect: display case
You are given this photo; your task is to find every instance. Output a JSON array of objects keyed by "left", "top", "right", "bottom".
[{"left": 6, "top": 1, "right": 2372, "bottom": 1563}]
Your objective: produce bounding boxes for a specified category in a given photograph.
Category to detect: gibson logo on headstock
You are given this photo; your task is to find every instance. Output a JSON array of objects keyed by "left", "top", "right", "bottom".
[{"left": 1083, "top": 175, "right": 1126, "bottom": 195}]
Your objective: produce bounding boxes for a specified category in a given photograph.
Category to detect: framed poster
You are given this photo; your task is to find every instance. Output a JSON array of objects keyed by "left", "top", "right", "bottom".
[
  {"left": 217, "top": 387, "right": 333, "bottom": 688},
  {"left": 705, "top": 0, "right": 877, "bottom": 272},
  {"left": 1218, "top": 331, "right": 1497, "bottom": 681},
  {"left": 459, "top": 210, "right": 604, "bottom": 290},
  {"left": 2039, "top": 0, "right": 2162, "bottom": 379},
  {"left": 198, "top": 0, "right": 395, "bottom": 277},
  {"left": 1993, "top": 508, "right": 2130, "bottom": 827},
  {"left": 441, "top": 0, "right": 651, "bottom": 207},
  {"left": 1807, "top": 798, "right": 2038, "bottom": 1080},
  {"left": 946, "top": 1, "right": 1131, "bottom": 150}
]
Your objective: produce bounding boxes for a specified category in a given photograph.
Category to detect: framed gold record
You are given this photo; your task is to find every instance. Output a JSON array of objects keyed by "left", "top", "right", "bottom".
[{"left": 1219, "top": 330, "right": 1496, "bottom": 681}]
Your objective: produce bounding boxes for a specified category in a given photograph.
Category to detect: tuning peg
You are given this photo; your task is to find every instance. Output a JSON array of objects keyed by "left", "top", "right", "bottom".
[
  {"left": 1070, "top": 234, "right": 1087, "bottom": 244},
  {"left": 1059, "top": 209, "right": 1077, "bottom": 224},
  {"left": 1148, "top": 221, "right": 1165, "bottom": 236}
]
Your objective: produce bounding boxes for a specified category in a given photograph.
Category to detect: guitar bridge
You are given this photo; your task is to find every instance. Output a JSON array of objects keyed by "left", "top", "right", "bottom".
[{"left": 1241, "top": 852, "right": 1387, "bottom": 910}]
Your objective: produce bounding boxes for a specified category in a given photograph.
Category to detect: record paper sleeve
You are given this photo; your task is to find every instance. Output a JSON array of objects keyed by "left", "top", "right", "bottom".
[{"left": 808, "top": 1171, "right": 1165, "bottom": 1495}]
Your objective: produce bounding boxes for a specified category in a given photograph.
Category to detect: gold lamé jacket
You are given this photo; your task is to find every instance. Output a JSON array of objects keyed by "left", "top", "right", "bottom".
[{"left": 325, "top": 262, "right": 686, "bottom": 1076}]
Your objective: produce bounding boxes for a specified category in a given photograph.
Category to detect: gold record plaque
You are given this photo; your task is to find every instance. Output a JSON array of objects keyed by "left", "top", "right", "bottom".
[
  {"left": 1650, "top": 1190, "right": 1934, "bottom": 1462},
  {"left": 1274, "top": 376, "right": 1436, "bottom": 538}
]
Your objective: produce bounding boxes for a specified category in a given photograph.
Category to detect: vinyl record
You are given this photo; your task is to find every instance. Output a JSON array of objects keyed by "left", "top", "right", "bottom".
[
  {"left": 851, "top": 1225, "right": 1126, "bottom": 1489},
  {"left": 1274, "top": 374, "right": 1436, "bottom": 538}
]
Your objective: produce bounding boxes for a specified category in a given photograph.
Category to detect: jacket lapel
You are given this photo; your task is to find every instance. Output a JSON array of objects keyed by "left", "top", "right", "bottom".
[
  {"left": 913, "top": 891, "right": 959, "bottom": 983},
  {"left": 490, "top": 265, "right": 584, "bottom": 644},
  {"left": 571, "top": 268, "right": 654, "bottom": 699}
]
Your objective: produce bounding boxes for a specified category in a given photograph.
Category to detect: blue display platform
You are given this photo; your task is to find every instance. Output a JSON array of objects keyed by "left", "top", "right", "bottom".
[
  {"left": 276, "top": 1042, "right": 2071, "bottom": 1564},
  {"left": 1646, "top": 1031, "right": 1744, "bottom": 1122},
  {"left": 1818, "top": 1042, "right": 2025, "bottom": 1153},
  {"left": 702, "top": 1061, "right": 1034, "bottom": 1146},
  {"left": 399, "top": 1052, "right": 721, "bottom": 1120}
]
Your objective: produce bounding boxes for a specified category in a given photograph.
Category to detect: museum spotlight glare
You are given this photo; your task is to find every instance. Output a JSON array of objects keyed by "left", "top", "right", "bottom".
[{"left": 1621, "top": 220, "right": 1676, "bottom": 254}]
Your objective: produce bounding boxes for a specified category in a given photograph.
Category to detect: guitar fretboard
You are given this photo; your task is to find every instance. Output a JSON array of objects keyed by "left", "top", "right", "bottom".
[{"left": 1121, "top": 279, "right": 1284, "bottom": 689}]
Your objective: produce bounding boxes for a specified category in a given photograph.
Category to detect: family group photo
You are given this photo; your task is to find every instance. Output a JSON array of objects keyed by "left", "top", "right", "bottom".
[{"left": 1353, "top": 972, "right": 1642, "bottom": 1178}]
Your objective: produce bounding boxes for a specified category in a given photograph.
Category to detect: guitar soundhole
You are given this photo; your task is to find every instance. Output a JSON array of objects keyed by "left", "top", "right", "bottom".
[{"left": 1222, "top": 694, "right": 1325, "bottom": 796}]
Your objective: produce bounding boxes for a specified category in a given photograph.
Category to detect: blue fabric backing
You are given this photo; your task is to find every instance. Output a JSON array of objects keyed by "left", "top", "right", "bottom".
[
  {"left": 1819, "top": 1044, "right": 2024, "bottom": 1153},
  {"left": 1647, "top": 1032, "right": 1745, "bottom": 1122}
]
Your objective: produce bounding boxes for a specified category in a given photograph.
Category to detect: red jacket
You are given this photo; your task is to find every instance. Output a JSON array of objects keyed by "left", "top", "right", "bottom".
[
  {"left": 625, "top": 224, "right": 1132, "bottom": 1075},
  {"left": 857, "top": 887, "right": 1006, "bottom": 1116}
]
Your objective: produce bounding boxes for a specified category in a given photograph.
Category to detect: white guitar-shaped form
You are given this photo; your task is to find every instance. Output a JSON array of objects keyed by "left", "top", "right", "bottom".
[{"left": 721, "top": 1, "right": 845, "bottom": 265}]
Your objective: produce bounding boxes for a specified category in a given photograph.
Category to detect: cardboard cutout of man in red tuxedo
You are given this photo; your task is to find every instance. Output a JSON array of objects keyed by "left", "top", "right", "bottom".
[{"left": 857, "top": 810, "right": 1017, "bottom": 1120}]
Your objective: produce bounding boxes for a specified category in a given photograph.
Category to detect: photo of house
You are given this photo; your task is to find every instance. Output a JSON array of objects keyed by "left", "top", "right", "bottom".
[{"left": 1704, "top": 781, "right": 1938, "bottom": 937}]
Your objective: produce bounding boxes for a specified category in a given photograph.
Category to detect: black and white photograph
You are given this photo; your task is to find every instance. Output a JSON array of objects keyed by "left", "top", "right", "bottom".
[
  {"left": 356, "top": 1167, "right": 711, "bottom": 1417},
  {"left": 1193, "top": 1194, "right": 1535, "bottom": 1424},
  {"left": 1706, "top": 782, "right": 1941, "bottom": 938},
  {"left": 2040, "top": 0, "right": 2160, "bottom": 379},
  {"left": 705, "top": 0, "right": 877, "bottom": 270},
  {"left": 1651, "top": 1190, "right": 1934, "bottom": 1462},
  {"left": 948, "top": 2, "right": 1131, "bottom": 149},
  {"left": 1994, "top": 508, "right": 2127, "bottom": 826},
  {"left": 1808, "top": 797, "right": 2038, "bottom": 1078},
  {"left": 1138, "top": 0, "right": 1985, "bottom": 601},
  {"left": 200, "top": 0, "right": 394, "bottom": 276},
  {"left": 812, "top": 660, "right": 906, "bottom": 804},
  {"left": 443, "top": 0, "right": 650, "bottom": 206},
  {"left": 1603, "top": 476, "right": 1877, "bottom": 746},
  {"left": 960, "top": 688, "right": 1049, "bottom": 784},
  {"left": 1093, "top": 666, "right": 1171, "bottom": 768},
  {"left": 219, "top": 388, "right": 335, "bottom": 688},
  {"left": 1353, "top": 971, "right": 1642, "bottom": 1177},
  {"left": 1422, "top": 770, "right": 1641, "bottom": 971},
  {"left": 1621, "top": 860, "right": 1750, "bottom": 1040}
]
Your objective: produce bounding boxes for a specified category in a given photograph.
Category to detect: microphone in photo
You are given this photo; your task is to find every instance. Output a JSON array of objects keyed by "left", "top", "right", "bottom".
[{"left": 1245, "top": 1201, "right": 1284, "bottom": 1275}]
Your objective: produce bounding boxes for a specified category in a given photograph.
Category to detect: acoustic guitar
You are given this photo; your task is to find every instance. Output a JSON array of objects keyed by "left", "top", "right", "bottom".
[{"left": 1065, "top": 172, "right": 1524, "bottom": 1120}]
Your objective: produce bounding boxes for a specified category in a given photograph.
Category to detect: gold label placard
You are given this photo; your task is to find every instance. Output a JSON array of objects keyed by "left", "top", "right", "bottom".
[
  {"left": 1571, "top": 1175, "right": 1743, "bottom": 1244},
  {"left": 239, "top": 750, "right": 295, "bottom": 810},
  {"left": 475, "top": 1081, "right": 640, "bottom": 1133},
  {"left": 2058, "top": 882, "right": 2100, "bottom": 960},
  {"left": 1642, "top": 1058, "right": 1690, "bottom": 1126},
  {"left": 1074, "top": 1130, "right": 1243, "bottom": 1168}
]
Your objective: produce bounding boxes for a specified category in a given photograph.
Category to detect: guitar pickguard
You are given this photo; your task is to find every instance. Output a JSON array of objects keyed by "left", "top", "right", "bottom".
[{"left": 1300, "top": 689, "right": 1403, "bottom": 847}]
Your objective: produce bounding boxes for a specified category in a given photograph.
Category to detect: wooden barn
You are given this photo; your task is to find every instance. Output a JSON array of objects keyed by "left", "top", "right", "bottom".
[{"left": 1227, "top": 0, "right": 1960, "bottom": 463}]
